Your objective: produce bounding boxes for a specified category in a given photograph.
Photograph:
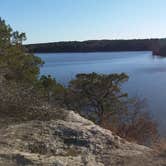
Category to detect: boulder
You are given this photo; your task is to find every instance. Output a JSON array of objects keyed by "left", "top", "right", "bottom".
[{"left": 0, "top": 110, "right": 165, "bottom": 166}]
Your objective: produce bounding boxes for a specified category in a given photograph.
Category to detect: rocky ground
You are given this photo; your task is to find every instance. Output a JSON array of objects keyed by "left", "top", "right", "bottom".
[{"left": 0, "top": 109, "right": 165, "bottom": 166}]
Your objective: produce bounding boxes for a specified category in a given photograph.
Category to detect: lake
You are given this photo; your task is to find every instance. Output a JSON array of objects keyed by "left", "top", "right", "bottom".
[{"left": 37, "top": 51, "right": 166, "bottom": 135}]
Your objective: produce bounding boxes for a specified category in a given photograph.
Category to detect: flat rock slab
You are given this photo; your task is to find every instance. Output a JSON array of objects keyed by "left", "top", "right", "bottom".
[{"left": 0, "top": 110, "right": 165, "bottom": 166}]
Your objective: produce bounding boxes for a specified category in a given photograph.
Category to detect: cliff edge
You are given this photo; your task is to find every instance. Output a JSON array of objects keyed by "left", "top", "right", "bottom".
[{"left": 0, "top": 109, "right": 165, "bottom": 166}]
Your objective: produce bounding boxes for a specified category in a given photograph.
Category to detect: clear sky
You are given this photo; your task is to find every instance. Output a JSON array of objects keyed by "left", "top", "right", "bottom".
[{"left": 0, "top": 0, "right": 166, "bottom": 44}]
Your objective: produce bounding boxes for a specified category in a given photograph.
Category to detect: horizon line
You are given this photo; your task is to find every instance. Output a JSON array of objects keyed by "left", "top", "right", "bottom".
[{"left": 25, "top": 37, "right": 166, "bottom": 45}]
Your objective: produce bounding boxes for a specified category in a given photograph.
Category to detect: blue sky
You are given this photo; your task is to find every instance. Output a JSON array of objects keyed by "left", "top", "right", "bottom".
[{"left": 0, "top": 0, "right": 166, "bottom": 44}]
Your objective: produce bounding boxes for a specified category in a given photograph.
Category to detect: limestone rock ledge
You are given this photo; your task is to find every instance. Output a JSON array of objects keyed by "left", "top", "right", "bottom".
[{"left": 0, "top": 110, "right": 164, "bottom": 166}]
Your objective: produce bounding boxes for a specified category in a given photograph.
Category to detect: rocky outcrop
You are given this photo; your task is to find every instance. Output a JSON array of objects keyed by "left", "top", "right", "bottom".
[{"left": 0, "top": 110, "right": 165, "bottom": 166}]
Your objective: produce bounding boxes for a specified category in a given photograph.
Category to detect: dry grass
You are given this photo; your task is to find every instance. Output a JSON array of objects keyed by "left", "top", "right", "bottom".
[{"left": 153, "top": 139, "right": 166, "bottom": 158}]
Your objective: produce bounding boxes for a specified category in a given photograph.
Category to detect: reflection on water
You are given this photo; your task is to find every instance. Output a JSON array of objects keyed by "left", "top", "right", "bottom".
[{"left": 37, "top": 51, "right": 166, "bottom": 135}]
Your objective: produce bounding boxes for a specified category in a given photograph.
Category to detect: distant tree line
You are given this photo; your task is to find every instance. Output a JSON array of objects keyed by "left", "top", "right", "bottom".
[{"left": 25, "top": 39, "right": 166, "bottom": 53}]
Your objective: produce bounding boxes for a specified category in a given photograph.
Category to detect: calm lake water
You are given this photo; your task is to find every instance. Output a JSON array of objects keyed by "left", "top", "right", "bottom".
[{"left": 37, "top": 51, "right": 166, "bottom": 135}]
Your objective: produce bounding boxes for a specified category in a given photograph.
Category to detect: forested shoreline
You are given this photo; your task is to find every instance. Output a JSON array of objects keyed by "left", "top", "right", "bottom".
[{"left": 26, "top": 39, "right": 161, "bottom": 53}]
